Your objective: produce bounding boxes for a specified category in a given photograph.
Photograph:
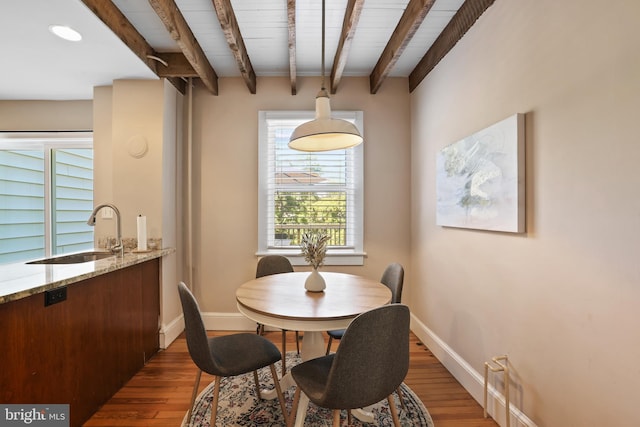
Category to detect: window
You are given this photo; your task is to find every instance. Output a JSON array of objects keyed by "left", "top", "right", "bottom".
[
  {"left": 0, "top": 132, "right": 94, "bottom": 264},
  {"left": 258, "top": 111, "right": 364, "bottom": 266}
]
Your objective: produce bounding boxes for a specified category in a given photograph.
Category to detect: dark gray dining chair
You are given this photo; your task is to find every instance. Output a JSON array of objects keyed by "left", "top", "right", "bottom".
[
  {"left": 289, "top": 304, "right": 410, "bottom": 427},
  {"left": 177, "top": 282, "right": 288, "bottom": 426},
  {"left": 326, "top": 262, "right": 404, "bottom": 354},
  {"left": 255, "top": 255, "right": 299, "bottom": 372}
]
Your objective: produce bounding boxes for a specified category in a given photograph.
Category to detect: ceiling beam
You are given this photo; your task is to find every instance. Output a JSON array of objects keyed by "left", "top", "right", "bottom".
[
  {"left": 287, "top": 0, "right": 297, "bottom": 95},
  {"left": 330, "top": 0, "right": 364, "bottom": 94},
  {"left": 212, "top": 0, "right": 256, "bottom": 94},
  {"left": 149, "top": 0, "right": 219, "bottom": 95},
  {"left": 80, "top": 0, "right": 185, "bottom": 94},
  {"left": 369, "top": 0, "right": 436, "bottom": 94},
  {"left": 154, "top": 53, "right": 198, "bottom": 77},
  {"left": 409, "top": 0, "right": 495, "bottom": 92}
]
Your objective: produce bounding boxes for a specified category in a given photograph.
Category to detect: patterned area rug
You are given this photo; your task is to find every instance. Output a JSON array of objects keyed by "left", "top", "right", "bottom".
[{"left": 181, "top": 352, "right": 434, "bottom": 426}]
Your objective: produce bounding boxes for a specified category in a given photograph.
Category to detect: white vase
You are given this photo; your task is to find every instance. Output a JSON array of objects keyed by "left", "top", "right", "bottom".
[{"left": 305, "top": 268, "right": 326, "bottom": 292}]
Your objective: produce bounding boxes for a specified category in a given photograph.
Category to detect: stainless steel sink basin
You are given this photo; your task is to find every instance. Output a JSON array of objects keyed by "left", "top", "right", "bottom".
[{"left": 27, "top": 251, "right": 115, "bottom": 265}]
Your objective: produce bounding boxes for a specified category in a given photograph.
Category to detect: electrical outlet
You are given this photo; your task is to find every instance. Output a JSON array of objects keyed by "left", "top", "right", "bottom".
[
  {"left": 45, "top": 287, "right": 67, "bottom": 306},
  {"left": 101, "top": 207, "right": 113, "bottom": 219}
]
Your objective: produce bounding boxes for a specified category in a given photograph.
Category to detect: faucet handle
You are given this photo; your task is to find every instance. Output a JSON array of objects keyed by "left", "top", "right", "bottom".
[{"left": 110, "top": 241, "right": 124, "bottom": 257}]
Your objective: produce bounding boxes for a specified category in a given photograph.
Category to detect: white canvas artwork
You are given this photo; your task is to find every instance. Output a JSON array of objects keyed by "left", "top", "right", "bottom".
[{"left": 436, "top": 114, "right": 525, "bottom": 233}]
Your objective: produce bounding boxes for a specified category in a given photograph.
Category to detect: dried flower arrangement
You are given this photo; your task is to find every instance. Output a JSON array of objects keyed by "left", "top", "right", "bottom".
[{"left": 300, "top": 232, "right": 330, "bottom": 270}]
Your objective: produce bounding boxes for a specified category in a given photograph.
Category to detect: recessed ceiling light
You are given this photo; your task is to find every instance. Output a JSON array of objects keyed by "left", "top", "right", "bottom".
[{"left": 49, "top": 25, "right": 82, "bottom": 42}]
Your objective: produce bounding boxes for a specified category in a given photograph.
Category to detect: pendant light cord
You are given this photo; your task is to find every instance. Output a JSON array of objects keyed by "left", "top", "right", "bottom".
[{"left": 321, "top": 0, "right": 326, "bottom": 91}]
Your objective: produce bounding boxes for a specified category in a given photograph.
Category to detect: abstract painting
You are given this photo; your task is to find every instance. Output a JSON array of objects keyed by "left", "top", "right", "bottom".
[{"left": 436, "top": 114, "right": 525, "bottom": 233}]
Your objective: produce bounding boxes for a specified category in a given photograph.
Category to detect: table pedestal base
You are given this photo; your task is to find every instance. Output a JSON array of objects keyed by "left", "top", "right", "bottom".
[{"left": 300, "top": 330, "right": 325, "bottom": 361}]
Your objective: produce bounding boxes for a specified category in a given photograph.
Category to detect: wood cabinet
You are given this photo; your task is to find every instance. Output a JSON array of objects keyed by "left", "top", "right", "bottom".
[{"left": 0, "top": 259, "right": 160, "bottom": 427}]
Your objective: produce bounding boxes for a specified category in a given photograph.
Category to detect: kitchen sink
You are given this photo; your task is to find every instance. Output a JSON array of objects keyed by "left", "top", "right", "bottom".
[{"left": 27, "top": 251, "right": 116, "bottom": 265}]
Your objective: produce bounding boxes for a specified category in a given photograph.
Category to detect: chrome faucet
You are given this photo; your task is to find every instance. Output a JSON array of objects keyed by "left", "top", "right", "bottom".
[{"left": 87, "top": 203, "right": 123, "bottom": 257}]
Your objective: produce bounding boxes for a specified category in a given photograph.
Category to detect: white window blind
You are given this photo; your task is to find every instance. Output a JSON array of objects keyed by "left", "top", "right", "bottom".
[{"left": 258, "top": 111, "right": 364, "bottom": 266}]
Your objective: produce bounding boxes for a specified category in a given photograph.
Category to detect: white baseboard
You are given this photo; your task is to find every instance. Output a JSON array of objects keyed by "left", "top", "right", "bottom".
[
  {"left": 160, "top": 314, "right": 185, "bottom": 349},
  {"left": 409, "top": 314, "right": 537, "bottom": 427},
  {"left": 202, "top": 311, "right": 261, "bottom": 331}
]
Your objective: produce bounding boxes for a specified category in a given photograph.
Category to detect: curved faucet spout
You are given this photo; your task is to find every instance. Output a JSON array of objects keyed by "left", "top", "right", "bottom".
[{"left": 87, "top": 203, "right": 123, "bottom": 257}]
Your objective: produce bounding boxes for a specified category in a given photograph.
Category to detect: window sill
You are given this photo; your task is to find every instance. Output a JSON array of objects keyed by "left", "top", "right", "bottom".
[{"left": 255, "top": 248, "right": 366, "bottom": 266}]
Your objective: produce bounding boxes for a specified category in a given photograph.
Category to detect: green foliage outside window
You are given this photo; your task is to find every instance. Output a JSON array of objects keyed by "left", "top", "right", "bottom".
[{"left": 274, "top": 191, "right": 346, "bottom": 246}]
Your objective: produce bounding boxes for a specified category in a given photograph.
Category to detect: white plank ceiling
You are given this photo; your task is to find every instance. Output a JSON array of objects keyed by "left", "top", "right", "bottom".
[{"left": 0, "top": 0, "right": 486, "bottom": 100}]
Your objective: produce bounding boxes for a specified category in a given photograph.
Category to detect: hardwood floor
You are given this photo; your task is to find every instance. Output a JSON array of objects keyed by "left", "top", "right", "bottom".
[{"left": 84, "top": 331, "right": 498, "bottom": 426}]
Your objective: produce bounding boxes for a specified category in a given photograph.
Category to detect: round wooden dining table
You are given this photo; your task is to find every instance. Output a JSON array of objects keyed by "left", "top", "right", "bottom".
[
  {"left": 236, "top": 271, "right": 392, "bottom": 425},
  {"left": 236, "top": 271, "right": 392, "bottom": 361}
]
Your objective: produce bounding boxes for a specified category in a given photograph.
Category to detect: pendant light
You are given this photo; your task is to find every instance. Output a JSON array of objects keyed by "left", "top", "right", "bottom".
[{"left": 288, "top": 0, "right": 363, "bottom": 152}]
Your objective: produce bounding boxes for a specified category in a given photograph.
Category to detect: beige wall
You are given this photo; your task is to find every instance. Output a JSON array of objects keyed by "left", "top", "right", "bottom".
[
  {"left": 92, "top": 86, "right": 114, "bottom": 238},
  {"left": 91, "top": 81, "right": 167, "bottom": 243},
  {"left": 110, "top": 80, "right": 165, "bottom": 238},
  {"left": 0, "top": 100, "right": 92, "bottom": 130},
  {"left": 410, "top": 0, "right": 640, "bottom": 426},
  {"left": 189, "top": 76, "right": 412, "bottom": 312}
]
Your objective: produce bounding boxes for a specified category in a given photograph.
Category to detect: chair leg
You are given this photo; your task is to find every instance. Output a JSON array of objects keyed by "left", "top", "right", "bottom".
[
  {"left": 387, "top": 394, "right": 401, "bottom": 427},
  {"left": 186, "top": 369, "right": 202, "bottom": 426},
  {"left": 210, "top": 376, "right": 221, "bottom": 426},
  {"left": 325, "top": 335, "right": 333, "bottom": 355},
  {"left": 269, "top": 364, "right": 289, "bottom": 425},
  {"left": 396, "top": 386, "right": 406, "bottom": 410},
  {"left": 332, "top": 409, "right": 341, "bottom": 426},
  {"left": 281, "top": 329, "right": 287, "bottom": 373},
  {"left": 288, "top": 387, "right": 301, "bottom": 427},
  {"left": 253, "top": 371, "right": 261, "bottom": 399},
  {"left": 295, "top": 331, "right": 300, "bottom": 354}
]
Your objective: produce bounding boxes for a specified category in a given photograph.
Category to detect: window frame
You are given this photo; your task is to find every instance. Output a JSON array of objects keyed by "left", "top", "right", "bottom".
[
  {"left": 257, "top": 111, "right": 365, "bottom": 266},
  {"left": 0, "top": 132, "right": 93, "bottom": 263}
]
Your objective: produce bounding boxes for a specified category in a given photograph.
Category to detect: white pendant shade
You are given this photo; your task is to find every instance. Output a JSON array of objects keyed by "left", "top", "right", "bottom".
[{"left": 288, "top": 89, "right": 363, "bottom": 152}]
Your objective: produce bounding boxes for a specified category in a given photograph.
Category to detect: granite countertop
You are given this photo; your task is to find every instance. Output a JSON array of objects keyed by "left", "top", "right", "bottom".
[{"left": 0, "top": 248, "right": 175, "bottom": 304}]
